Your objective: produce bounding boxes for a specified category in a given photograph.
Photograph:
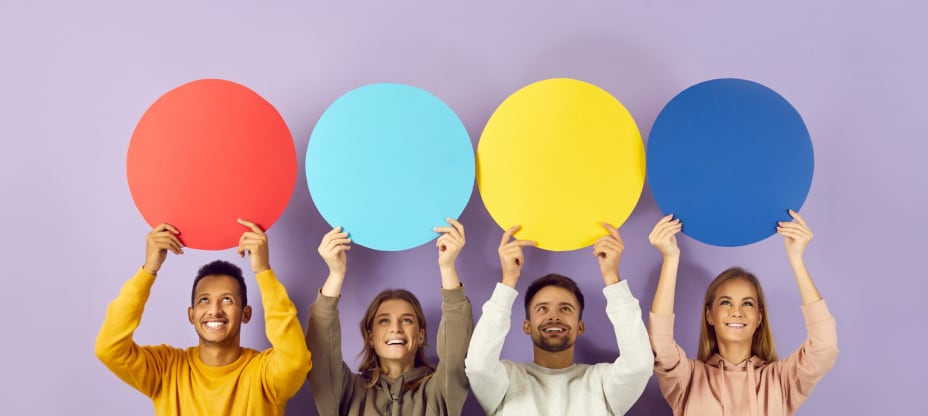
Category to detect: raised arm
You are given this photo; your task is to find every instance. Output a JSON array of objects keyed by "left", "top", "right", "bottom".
[
  {"left": 306, "top": 226, "right": 355, "bottom": 416},
  {"left": 465, "top": 226, "right": 535, "bottom": 414},
  {"left": 646, "top": 215, "right": 695, "bottom": 413},
  {"left": 594, "top": 222, "right": 624, "bottom": 286},
  {"left": 594, "top": 223, "right": 654, "bottom": 415},
  {"left": 94, "top": 223, "right": 184, "bottom": 397},
  {"left": 430, "top": 218, "right": 474, "bottom": 413},
  {"left": 776, "top": 211, "right": 838, "bottom": 411},
  {"left": 236, "top": 219, "right": 311, "bottom": 402},
  {"left": 649, "top": 214, "right": 682, "bottom": 315},
  {"left": 777, "top": 210, "right": 822, "bottom": 305},
  {"left": 435, "top": 218, "right": 465, "bottom": 289}
]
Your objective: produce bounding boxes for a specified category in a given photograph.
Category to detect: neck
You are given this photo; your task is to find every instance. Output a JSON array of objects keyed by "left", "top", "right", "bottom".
[
  {"left": 380, "top": 358, "right": 414, "bottom": 378},
  {"left": 533, "top": 346, "right": 575, "bottom": 369},
  {"left": 197, "top": 342, "right": 242, "bottom": 367},
  {"left": 716, "top": 340, "right": 752, "bottom": 365}
]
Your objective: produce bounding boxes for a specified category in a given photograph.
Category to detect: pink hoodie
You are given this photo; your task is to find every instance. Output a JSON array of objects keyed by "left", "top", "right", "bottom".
[{"left": 649, "top": 300, "right": 838, "bottom": 416}]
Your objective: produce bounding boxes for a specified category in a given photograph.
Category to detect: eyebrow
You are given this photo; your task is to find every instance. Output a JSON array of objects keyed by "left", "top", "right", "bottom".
[
  {"left": 196, "top": 292, "right": 237, "bottom": 299},
  {"left": 718, "top": 295, "right": 757, "bottom": 302},
  {"left": 533, "top": 302, "right": 576, "bottom": 308},
  {"left": 376, "top": 313, "right": 416, "bottom": 318}
]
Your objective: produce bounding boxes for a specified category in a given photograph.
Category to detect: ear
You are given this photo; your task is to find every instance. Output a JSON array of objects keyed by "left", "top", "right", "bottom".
[
  {"left": 522, "top": 320, "right": 531, "bottom": 335},
  {"left": 367, "top": 330, "right": 374, "bottom": 347},
  {"left": 705, "top": 307, "right": 714, "bottom": 326},
  {"left": 187, "top": 307, "right": 194, "bottom": 325},
  {"left": 241, "top": 305, "right": 252, "bottom": 324},
  {"left": 418, "top": 329, "right": 425, "bottom": 345},
  {"left": 577, "top": 320, "right": 585, "bottom": 336}
]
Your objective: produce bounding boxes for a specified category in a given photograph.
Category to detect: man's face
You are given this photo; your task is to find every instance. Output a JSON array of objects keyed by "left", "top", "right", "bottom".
[
  {"left": 187, "top": 274, "right": 251, "bottom": 347},
  {"left": 523, "top": 286, "right": 584, "bottom": 353}
]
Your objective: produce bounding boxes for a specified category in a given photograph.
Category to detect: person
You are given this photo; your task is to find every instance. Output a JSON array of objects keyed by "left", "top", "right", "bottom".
[
  {"left": 648, "top": 210, "right": 838, "bottom": 415},
  {"left": 465, "top": 224, "right": 653, "bottom": 415},
  {"left": 94, "top": 220, "right": 311, "bottom": 415},
  {"left": 305, "top": 218, "right": 473, "bottom": 415}
]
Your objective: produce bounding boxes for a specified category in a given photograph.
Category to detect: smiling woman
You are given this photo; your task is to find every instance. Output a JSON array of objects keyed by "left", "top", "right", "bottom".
[
  {"left": 304, "top": 219, "right": 474, "bottom": 416},
  {"left": 358, "top": 290, "right": 431, "bottom": 387},
  {"left": 647, "top": 211, "right": 839, "bottom": 416}
]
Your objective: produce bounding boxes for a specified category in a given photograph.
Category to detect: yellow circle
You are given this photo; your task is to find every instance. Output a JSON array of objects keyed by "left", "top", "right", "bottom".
[{"left": 477, "top": 78, "right": 645, "bottom": 251}]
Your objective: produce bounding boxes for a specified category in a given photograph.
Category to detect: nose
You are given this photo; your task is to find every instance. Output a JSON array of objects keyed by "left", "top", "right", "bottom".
[{"left": 208, "top": 300, "right": 223, "bottom": 315}]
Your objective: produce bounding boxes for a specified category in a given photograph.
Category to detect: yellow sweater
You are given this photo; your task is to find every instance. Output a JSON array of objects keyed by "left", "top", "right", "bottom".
[{"left": 95, "top": 268, "right": 311, "bottom": 415}]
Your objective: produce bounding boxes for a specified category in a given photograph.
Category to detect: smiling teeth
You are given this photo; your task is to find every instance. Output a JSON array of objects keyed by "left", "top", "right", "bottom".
[
  {"left": 386, "top": 340, "right": 406, "bottom": 345},
  {"left": 206, "top": 322, "right": 225, "bottom": 328},
  {"left": 544, "top": 328, "right": 564, "bottom": 333},
  {"left": 726, "top": 323, "right": 746, "bottom": 328}
]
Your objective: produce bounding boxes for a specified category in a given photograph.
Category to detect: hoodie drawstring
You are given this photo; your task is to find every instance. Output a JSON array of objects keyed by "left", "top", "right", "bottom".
[
  {"left": 747, "top": 358, "right": 759, "bottom": 416},
  {"left": 380, "top": 375, "right": 403, "bottom": 416}
]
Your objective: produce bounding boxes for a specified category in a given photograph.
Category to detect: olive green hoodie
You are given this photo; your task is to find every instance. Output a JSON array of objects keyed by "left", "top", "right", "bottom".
[{"left": 306, "top": 287, "right": 473, "bottom": 416}]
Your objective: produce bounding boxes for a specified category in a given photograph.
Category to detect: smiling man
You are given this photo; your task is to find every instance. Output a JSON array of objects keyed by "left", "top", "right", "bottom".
[
  {"left": 465, "top": 224, "right": 653, "bottom": 416},
  {"left": 95, "top": 220, "right": 311, "bottom": 415}
]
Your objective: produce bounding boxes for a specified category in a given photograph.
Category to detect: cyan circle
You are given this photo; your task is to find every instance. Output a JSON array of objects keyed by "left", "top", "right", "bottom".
[
  {"left": 306, "top": 83, "right": 475, "bottom": 251},
  {"left": 647, "top": 78, "right": 814, "bottom": 247}
]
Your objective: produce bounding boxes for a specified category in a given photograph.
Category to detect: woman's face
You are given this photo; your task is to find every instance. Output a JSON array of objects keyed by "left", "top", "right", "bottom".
[
  {"left": 368, "top": 299, "right": 425, "bottom": 370},
  {"left": 706, "top": 278, "right": 762, "bottom": 347}
]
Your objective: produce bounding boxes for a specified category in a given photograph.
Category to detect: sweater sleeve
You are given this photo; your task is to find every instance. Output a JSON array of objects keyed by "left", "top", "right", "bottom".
[
  {"left": 255, "top": 270, "right": 312, "bottom": 403},
  {"left": 428, "top": 286, "right": 474, "bottom": 415},
  {"left": 465, "top": 283, "right": 517, "bottom": 414},
  {"left": 601, "top": 281, "right": 654, "bottom": 415},
  {"left": 305, "top": 291, "right": 357, "bottom": 416},
  {"left": 648, "top": 310, "right": 693, "bottom": 414},
  {"left": 778, "top": 299, "right": 839, "bottom": 412},
  {"left": 94, "top": 268, "right": 173, "bottom": 397}
]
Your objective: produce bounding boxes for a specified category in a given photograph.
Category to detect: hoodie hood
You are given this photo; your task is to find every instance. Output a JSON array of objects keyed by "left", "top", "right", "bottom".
[{"left": 705, "top": 354, "right": 766, "bottom": 369}]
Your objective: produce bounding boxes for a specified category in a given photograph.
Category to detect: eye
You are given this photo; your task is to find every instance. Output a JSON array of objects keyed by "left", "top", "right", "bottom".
[
  {"left": 222, "top": 297, "right": 233, "bottom": 304},
  {"left": 560, "top": 306, "right": 572, "bottom": 313},
  {"left": 538, "top": 305, "right": 548, "bottom": 312},
  {"left": 402, "top": 317, "right": 414, "bottom": 324},
  {"left": 378, "top": 318, "right": 390, "bottom": 325},
  {"left": 198, "top": 297, "right": 209, "bottom": 304},
  {"left": 743, "top": 301, "right": 754, "bottom": 308},
  {"left": 719, "top": 300, "right": 731, "bottom": 306}
]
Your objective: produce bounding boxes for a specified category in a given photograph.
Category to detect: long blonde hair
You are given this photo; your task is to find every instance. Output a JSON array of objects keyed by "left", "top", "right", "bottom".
[
  {"left": 358, "top": 289, "right": 435, "bottom": 389},
  {"left": 697, "top": 267, "right": 778, "bottom": 362}
]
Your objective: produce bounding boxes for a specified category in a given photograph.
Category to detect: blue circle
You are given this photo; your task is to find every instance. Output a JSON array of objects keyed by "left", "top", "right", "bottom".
[
  {"left": 306, "top": 83, "right": 475, "bottom": 251},
  {"left": 647, "top": 79, "right": 814, "bottom": 247}
]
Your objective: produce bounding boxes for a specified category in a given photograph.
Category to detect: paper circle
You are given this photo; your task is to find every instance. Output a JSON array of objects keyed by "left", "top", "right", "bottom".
[
  {"left": 306, "top": 83, "right": 474, "bottom": 251},
  {"left": 477, "top": 78, "right": 645, "bottom": 251},
  {"left": 127, "top": 79, "right": 296, "bottom": 250},
  {"left": 647, "top": 78, "right": 814, "bottom": 247}
]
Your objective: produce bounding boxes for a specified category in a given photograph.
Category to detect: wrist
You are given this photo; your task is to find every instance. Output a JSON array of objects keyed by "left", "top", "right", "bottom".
[
  {"left": 142, "top": 263, "right": 160, "bottom": 275},
  {"left": 501, "top": 275, "right": 518, "bottom": 288},
  {"left": 602, "top": 272, "right": 620, "bottom": 285}
]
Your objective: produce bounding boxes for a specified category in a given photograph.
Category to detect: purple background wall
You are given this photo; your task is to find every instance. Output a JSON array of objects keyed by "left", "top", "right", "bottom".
[{"left": 1, "top": 1, "right": 923, "bottom": 414}]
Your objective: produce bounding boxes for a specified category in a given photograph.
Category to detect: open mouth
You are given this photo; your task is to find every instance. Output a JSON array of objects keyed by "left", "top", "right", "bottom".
[
  {"left": 385, "top": 339, "right": 408, "bottom": 346},
  {"left": 203, "top": 320, "right": 228, "bottom": 330},
  {"left": 542, "top": 325, "right": 567, "bottom": 334},
  {"left": 725, "top": 323, "right": 746, "bottom": 329}
]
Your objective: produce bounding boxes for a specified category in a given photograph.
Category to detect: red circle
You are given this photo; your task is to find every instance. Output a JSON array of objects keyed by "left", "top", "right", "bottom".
[{"left": 127, "top": 79, "right": 296, "bottom": 250}]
